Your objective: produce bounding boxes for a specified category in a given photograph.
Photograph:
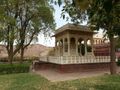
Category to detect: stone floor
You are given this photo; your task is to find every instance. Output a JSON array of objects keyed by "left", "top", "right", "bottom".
[{"left": 34, "top": 67, "right": 120, "bottom": 82}]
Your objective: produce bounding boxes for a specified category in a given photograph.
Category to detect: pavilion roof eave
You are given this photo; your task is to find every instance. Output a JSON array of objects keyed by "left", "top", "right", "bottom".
[
  {"left": 52, "top": 30, "right": 97, "bottom": 37},
  {"left": 51, "top": 23, "right": 97, "bottom": 37}
]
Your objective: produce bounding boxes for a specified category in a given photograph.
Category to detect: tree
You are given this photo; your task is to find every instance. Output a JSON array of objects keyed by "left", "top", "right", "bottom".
[
  {"left": 15, "top": 0, "right": 55, "bottom": 62},
  {"left": 0, "top": 0, "right": 55, "bottom": 64},
  {"left": 0, "top": 0, "right": 18, "bottom": 64},
  {"left": 88, "top": 0, "right": 120, "bottom": 74},
  {"left": 57, "top": 0, "right": 120, "bottom": 74}
]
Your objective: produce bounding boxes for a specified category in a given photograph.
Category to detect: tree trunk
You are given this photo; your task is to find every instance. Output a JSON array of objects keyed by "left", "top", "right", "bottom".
[
  {"left": 20, "top": 46, "right": 24, "bottom": 63},
  {"left": 109, "top": 35, "right": 117, "bottom": 75},
  {"left": 8, "top": 51, "right": 13, "bottom": 64},
  {"left": 6, "top": 43, "right": 14, "bottom": 64}
]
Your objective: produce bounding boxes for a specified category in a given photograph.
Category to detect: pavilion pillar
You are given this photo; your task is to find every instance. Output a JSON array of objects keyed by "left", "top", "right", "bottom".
[
  {"left": 63, "top": 38, "right": 65, "bottom": 56},
  {"left": 58, "top": 40, "right": 61, "bottom": 56},
  {"left": 75, "top": 38, "right": 78, "bottom": 56},
  {"left": 91, "top": 38, "right": 94, "bottom": 55},
  {"left": 84, "top": 39, "right": 87, "bottom": 56},
  {"left": 55, "top": 41, "right": 57, "bottom": 56},
  {"left": 68, "top": 37, "right": 70, "bottom": 56},
  {"left": 79, "top": 44, "right": 82, "bottom": 56}
]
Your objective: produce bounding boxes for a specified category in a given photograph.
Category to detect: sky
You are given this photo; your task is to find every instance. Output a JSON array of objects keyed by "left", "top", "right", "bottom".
[
  {"left": 38, "top": 5, "right": 69, "bottom": 47},
  {"left": 37, "top": 4, "right": 103, "bottom": 47}
]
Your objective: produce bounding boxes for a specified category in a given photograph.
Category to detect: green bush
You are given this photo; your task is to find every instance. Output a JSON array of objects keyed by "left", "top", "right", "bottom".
[
  {"left": 0, "top": 63, "right": 31, "bottom": 75},
  {"left": 0, "top": 57, "right": 8, "bottom": 62},
  {"left": 0, "top": 56, "right": 39, "bottom": 62}
]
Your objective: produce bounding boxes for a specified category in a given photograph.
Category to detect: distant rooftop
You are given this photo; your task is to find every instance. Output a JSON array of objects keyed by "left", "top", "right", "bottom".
[{"left": 53, "top": 23, "right": 95, "bottom": 36}]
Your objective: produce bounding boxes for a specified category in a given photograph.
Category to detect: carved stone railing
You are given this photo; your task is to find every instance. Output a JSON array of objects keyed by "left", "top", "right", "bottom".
[{"left": 39, "top": 56, "right": 118, "bottom": 64}]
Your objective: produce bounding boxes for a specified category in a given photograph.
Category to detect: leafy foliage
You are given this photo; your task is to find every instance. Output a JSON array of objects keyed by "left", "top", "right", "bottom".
[
  {"left": 88, "top": 0, "right": 120, "bottom": 35},
  {"left": 0, "top": 0, "right": 55, "bottom": 63},
  {"left": 61, "top": 0, "right": 88, "bottom": 24}
]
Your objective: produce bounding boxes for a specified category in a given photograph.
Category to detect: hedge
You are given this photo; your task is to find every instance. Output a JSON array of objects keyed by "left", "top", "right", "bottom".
[
  {"left": 0, "top": 57, "right": 38, "bottom": 63},
  {"left": 0, "top": 63, "right": 31, "bottom": 75}
]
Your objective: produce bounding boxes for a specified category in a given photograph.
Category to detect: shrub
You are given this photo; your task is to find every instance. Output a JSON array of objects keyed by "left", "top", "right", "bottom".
[
  {"left": 0, "top": 63, "right": 31, "bottom": 75},
  {"left": 0, "top": 56, "right": 39, "bottom": 63},
  {"left": 0, "top": 57, "right": 8, "bottom": 62}
]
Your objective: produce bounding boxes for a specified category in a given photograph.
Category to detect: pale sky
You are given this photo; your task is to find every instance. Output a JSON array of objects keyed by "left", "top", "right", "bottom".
[{"left": 38, "top": 5, "right": 69, "bottom": 47}]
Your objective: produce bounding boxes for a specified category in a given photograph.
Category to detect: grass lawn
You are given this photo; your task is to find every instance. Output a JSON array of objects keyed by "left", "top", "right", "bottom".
[{"left": 0, "top": 73, "right": 120, "bottom": 90}]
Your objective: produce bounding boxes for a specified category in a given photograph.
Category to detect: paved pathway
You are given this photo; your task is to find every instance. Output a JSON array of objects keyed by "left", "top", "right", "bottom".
[{"left": 34, "top": 67, "right": 120, "bottom": 82}]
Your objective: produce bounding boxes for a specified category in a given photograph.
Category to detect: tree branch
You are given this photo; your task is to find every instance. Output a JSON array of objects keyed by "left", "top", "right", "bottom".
[{"left": 23, "top": 31, "right": 36, "bottom": 49}]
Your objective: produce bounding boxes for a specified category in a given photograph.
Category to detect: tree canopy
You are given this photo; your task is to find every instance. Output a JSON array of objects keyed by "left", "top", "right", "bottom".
[{"left": 0, "top": 0, "right": 55, "bottom": 63}]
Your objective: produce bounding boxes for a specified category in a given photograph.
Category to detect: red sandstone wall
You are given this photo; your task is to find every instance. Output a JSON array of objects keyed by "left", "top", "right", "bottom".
[{"left": 34, "top": 61, "right": 110, "bottom": 73}]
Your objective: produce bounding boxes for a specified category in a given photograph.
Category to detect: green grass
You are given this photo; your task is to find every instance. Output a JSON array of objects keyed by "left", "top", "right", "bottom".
[{"left": 0, "top": 73, "right": 120, "bottom": 90}]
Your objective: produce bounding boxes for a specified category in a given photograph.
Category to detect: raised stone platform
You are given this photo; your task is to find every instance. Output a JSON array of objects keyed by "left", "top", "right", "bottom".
[{"left": 34, "top": 61, "right": 110, "bottom": 73}]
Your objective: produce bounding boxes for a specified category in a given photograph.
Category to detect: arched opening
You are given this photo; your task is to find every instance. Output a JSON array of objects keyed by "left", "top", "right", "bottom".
[
  {"left": 64, "top": 38, "right": 68, "bottom": 52},
  {"left": 70, "top": 38, "right": 76, "bottom": 55},
  {"left": 60, "top": 39, "right": 63, "bottom": 56},
  {"left": 87, "top": 39, "right": 92, "bottom": 52},
  {"left": 56, "top": 41, "right": 59, "bottom": 46},
  {"left": 96, "top": 40, "right": 97, "bottom": 44},
  {"left": 78, "top": 38, "right": 85, "bottom": 56},
  {"left": 56, "top": 41, "right": 59, "bottom": 56}
]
